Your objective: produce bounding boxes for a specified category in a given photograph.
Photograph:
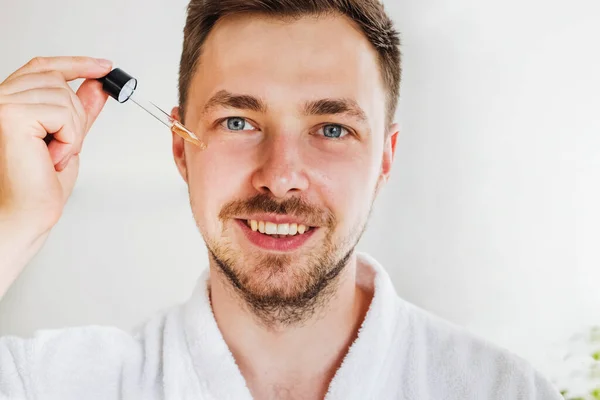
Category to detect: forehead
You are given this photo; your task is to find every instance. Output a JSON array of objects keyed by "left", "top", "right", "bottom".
[{"left": 189, "top": 13, "right": 386, "bottom": 118}]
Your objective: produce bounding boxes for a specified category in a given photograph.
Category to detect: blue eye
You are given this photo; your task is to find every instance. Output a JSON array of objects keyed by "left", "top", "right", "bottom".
[
  {"left": 223, "top": 117, "right": 256, "bottom": 131},
  {"left": 320, "top": 124, "right": 348, "bottom": 139}
]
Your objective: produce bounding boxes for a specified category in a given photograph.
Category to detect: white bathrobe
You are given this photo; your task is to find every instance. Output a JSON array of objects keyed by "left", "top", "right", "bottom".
[{"left": 0, "top": 252, "right": 562, "bottom": 399}]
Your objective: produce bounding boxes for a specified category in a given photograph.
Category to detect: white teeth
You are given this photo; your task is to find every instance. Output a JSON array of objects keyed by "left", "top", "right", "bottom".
[
  {"left": 247, "top": 220, "right": 311, "bottom": 236},
  {"left": 277, "top": 223, "right": 289, "bottom": 235},
  {"left": 289, "top": 223, "right": 298, "bottom": 235},
  {"left": 265, "top": 222, "right": 277, "bottom": 235}
]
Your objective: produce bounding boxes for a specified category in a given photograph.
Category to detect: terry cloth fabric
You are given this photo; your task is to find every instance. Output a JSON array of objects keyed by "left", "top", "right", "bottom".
[{"left": 0, "top": 252, "right": 563, "bottom": 399}]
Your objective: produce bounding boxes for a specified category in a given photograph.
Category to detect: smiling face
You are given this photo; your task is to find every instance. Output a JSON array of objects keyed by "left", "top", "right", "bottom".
[{"left": 173, "top": 13, "right": 398, "bottom": 324}]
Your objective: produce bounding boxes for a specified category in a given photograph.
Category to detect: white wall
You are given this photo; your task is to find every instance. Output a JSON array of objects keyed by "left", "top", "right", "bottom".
[{"left": 1, "top": 0, "right": 599, "bottom": 384}]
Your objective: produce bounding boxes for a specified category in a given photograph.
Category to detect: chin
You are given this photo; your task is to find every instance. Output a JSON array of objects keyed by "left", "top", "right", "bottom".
[
  {"left": 232, "top": 252, "right": 317, "bottom": 299},
  {"left": 208, "top": 236, "right": 357, "bottom": 326}
]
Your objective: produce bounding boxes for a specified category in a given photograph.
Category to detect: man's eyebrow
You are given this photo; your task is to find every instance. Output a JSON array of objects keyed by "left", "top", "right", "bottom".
[
  {"left": 201, "top": 92, "right": 368, "bottom": 123},
  {"left": 303, "top": 98, "right": 368, "bottom": 123},
  {"left": 202, "top": 90, "right": 268, "bottom": 114}
]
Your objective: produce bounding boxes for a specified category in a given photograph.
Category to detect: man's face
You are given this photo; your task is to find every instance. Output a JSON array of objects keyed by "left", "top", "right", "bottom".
[{"left": 173, "top": 13, "right": 397, "bottom": 322}]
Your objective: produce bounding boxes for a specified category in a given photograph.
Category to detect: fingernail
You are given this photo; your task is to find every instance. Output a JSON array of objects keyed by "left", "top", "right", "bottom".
[{"left": 95, "top": 58, "right": 112, "bottom": 69}]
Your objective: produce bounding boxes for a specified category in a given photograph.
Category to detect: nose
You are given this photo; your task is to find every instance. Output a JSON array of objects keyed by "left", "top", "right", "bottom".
[{"left": 251, "top": 134, "right": 309, "bottom": 199}]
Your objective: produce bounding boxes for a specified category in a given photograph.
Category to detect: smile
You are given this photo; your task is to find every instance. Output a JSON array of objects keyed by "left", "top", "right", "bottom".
[
  {"left": 245, "top": 219, "right": 312, "bottom": 237},
  {"left": 235, "top": 219, "right": 317, "bottom": 251}
]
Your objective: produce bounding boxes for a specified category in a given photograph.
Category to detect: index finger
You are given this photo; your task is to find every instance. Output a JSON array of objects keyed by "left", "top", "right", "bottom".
[{"left": 3, "top": 56, "right": 113, "bottom": 84}]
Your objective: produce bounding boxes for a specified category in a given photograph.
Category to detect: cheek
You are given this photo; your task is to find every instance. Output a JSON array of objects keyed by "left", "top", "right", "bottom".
[
  {"left": 306, "top": 144, "right": 379, "bottom": 230},
  {"left": 186, "top": 142, "right": 255, "bottom": 232}
]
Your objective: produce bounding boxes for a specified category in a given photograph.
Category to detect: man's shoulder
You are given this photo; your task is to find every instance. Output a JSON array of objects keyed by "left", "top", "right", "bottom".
[
  {"left": 0, "top": 305, "right": 185, "bottom": 398},
  {"left": 1, "top": 324, "right": 142, "bottom": 371},
  {"left": 0, "top": 302, "right": 182, "bottom": 365},
  {"left": 387, "top": 297, "right": 563, "bottom": 399}
]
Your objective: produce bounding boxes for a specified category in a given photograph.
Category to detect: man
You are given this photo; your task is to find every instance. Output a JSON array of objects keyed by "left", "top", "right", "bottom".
[{"left": 0, "top": 0, "right": 562, "bottom": 399}]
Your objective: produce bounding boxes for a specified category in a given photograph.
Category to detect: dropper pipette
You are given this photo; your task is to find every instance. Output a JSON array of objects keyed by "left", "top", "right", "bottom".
[{"left": 97, "top": 68, "right": 206, "bottom": 149}]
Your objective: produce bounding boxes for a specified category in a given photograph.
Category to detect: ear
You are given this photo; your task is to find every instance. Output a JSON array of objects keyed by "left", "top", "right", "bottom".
[
  {"left": 171, "top": 106, "right": 188, "bottom": 183},
  {"left": 376, "top": 123, "right": 399, "bottom": 193}
]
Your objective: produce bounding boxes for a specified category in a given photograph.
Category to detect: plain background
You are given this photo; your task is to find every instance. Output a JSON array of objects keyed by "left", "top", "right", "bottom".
[{"left": 1, "top": 0, "right": 599, "bottom": 387}]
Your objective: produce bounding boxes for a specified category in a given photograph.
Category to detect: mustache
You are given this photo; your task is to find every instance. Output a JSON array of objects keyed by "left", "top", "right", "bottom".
[{"left": 219, "top": 193, "right": 335, "bottom": 227}]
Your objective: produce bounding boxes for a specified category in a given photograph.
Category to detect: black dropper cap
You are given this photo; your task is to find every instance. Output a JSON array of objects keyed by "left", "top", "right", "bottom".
[{"left": 97, "top": 68, "right": 137, "bottom": 103}]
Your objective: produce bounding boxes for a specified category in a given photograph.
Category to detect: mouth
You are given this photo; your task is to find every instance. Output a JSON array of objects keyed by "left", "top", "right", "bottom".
[
  {"left": 245, "top": 218, "right": 313, "bottom": 236},
  {"left": 235, "top": 218, "right": 317, "bottom": 252}
]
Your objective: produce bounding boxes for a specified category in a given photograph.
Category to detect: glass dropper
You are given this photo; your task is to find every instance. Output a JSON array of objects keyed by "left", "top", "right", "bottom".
[{"left": 97, "top": 68, "right": 206, "bottom": 149}]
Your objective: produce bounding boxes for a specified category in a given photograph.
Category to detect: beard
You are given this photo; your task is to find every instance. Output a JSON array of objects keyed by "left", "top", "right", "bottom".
[{"left": 203, "top": 193, "right": 367, "bottom": 329}]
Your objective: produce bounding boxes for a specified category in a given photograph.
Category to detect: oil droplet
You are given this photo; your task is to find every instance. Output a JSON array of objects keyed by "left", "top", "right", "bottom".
[{"left": 171, "top": 120, "right": 207, "bottom": 150}]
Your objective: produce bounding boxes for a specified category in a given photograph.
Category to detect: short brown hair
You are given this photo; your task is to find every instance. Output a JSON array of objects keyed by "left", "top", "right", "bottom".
[{"left": 178, "top": 0, "right": 401, "bottom": 126}]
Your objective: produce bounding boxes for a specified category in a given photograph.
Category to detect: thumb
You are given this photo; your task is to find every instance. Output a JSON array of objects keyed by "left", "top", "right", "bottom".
[{"left": 76, "top": 78, "right": 109, "bottom": 133}]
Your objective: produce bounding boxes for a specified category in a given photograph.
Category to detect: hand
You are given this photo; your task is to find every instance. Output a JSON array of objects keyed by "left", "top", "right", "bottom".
[{"left": 0, "top": 56, "right": 112, "bottom": 229}]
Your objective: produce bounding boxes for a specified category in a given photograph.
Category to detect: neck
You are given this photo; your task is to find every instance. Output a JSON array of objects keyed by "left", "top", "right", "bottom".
[{"left": 208, "top": 252, "right": 372, "bottom": 399}]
